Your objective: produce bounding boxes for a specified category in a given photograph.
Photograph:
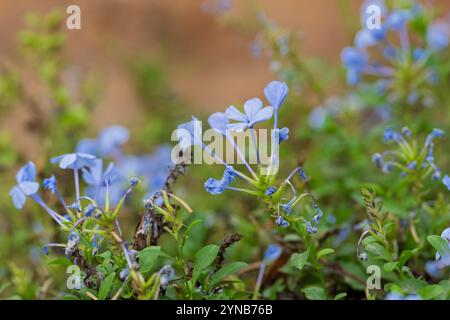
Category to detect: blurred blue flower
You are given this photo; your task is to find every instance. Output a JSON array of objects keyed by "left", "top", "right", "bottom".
[
  {"left": 83, "top": 159, "right": 122, "bottom": 207},
  {"left": 427, "top": 22, "right": 449, "bottom": 51},
  {"left": 443, "top": 175, "right": 450, "bottom": 191},
  {"left": 341, "top": 47, "right": 368, "bottom": 85},
  {"left": 385, "top": 292, "right": 421, "bottom": 300},
  {"left": 276, "top": 215, "right": 289, "bottom": 227},
  {"left": 385, "top": 10, "right": 410, "bottom": 31},
  {"left": 306, "top": 222, "right": 318, "bottom": 234},
  {"left": 51, "top": 153, "right": 96, "bottom": 170},
  {"left": 279, "top": 127, "right": 289, "bottom": 143},
  {"left": 9, "top": 162, "right": 40, "bottom": 209},
  {"left": 265, "top": 186, "right": 277, "bottom": 196},
  {"left": 263, "top": 244, "right": 282, "bottom": 262},
  {"left": 98, "top": 125, "right": 129, "bottom": 156}
]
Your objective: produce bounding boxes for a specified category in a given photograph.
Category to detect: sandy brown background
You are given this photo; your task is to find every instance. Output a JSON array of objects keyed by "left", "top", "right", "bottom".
[{"left": 0, "top": 0, "right": 449, "bottom": 135}]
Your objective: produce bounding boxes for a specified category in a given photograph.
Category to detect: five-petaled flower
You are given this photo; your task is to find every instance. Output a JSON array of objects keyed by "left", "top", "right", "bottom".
[{"left": 10, "top": 162, "right": 40, "bottom": 209}]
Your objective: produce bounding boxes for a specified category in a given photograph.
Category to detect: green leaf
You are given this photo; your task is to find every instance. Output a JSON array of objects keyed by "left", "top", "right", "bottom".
[
  {"left": 98, "top": 272, "right": 116, "bottom": 300},
  {"left": 419, "top": 285, "right": 444, "bottom": 300},
  {"left": 334, "top": 292, "right": 347, "bottom": 300},
  {"left": 427, "top": 235, "right": 450, "bottom": 257},
  {"left": 365, "top": 242, "right": 388, "bottom": 260},
  {"left": 181, "top": 219, "right": 202, "bottom": 250},
  {"left": 397, "top": 279, "right": 427, "bottom": 293},
  {"left": 398, "top": 250, "right": 414, "bottom": 267},
  {"left": 47, "top": 257, "right": 71, "bottom": 268},
  {"left": 383, "top": 262, "right": 397, "bottom": 273},
  {"left": 191, "top": 245, "right": 220, "bottom": 285},
  {"left": 139, "top": 246, "right": 171, "bottom": 274},
  {"left": 209, "top": 262, "right": 247, "bottom": 289},
  {"left": 302, "top": 286, "right": 327, "bottom": 300},
  {"left": 290, "top": 248, "right": 310, "bottom": 271},
  {"left": 316, "top": 248, "right": 334, "bottom": 260}
]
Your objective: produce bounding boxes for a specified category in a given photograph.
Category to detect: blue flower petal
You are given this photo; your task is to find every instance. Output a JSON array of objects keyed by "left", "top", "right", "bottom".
[
  {"left": 10, "top": 186, "right": 26, "bottom": 209},
  {"left": 243, "top": 98, "right": 263, "bottom": 120},
  {"left": 16, "top": 162, "right": 37, "bottom": 183},
  {"left": 250, "top": 106, "right": 273, "bottom": 126},
  {"left": 208, "top": 112, "right": 229, "bottom": 135},
  {"left": 19, "top": 181, "right": 40, "bottom": 196},
  {"left": 225, "top": 105, "right": 247, "bottom": 122},
  {"left": 264, "top": 81, "right": 288, "bottom": 110}
]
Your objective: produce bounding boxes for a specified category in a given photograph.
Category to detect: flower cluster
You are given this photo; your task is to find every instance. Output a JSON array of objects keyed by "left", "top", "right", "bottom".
[
  {"left": 10, "top": 155, "right": 141, "bottom": 260},
  {"left": 77, "top": 125, "right": 172, "bottom": 203},
  {"left": 372, "top": 127, "right": 449, "bottom": 189},
  {"left": 341, "top": 0, "right": 449, "bottom": 108},
  {"left": 176, "top": 81, "right": 322, "bottom": 233}
]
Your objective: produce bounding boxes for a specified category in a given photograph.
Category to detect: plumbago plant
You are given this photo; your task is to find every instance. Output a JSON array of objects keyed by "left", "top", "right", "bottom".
[
  {"left": 3, "top": 0, "right": 450, "bottom": 301},
  {"left": 9, "top": 155, "right": 254, "bottom": 300},
  {"left": 341, "top": 0, "right": 450, "bottom": 118},
  {"left": 175, "top": 81, "right": 340, "bottom": 299},
  {"left": 355, "top": 127, "right": 450, "bottom": 299}
]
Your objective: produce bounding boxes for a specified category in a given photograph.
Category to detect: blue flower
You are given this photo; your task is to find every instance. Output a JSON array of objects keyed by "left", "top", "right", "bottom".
[
  {"left": 407, "top": 161, "right": 417, "bottom": 170},
  {"left": 401, "top": 127, "right": 412, "bottom": 137},
  {"left": 443, "top": 175, "right": 450, "bottom": 191},
  {"left": 51, "top": 153, "right": 96, "bottom": 170},
  {"left": 276, "top": 215, "right": 289, "bottom": 227},
  {"left": 280, "top": 203, "right": 292, "bottom": 215},
  {"left": 309, "top": 107, "right": 327, "bottom": 129},
  {"left": 97, "top": 125, "right": 129, "bottom": 156},
  {"left": 65, "top": 231, "right": 80, "bottom": 257},
  {"left": 312, "top": 203, "right": 323, "bottom": 224},
  {"left": 355, "top": 29, "right": 383, "bottom": 49},
  {"left": 279, "top": 127, "right": 289, "bottom": 143},
  {"left": 385, "top": 292, "right": 421, "bottom": 300},
  {"left": 372, "top": 153, "right": 384, "bottom": 169},
  {"left": 76, "top": 138, "right": 98, "bottom": 155},
  {"left": 265, "top": 186, "right": 277, "bottom": 196},
  {"left": 263, "top": 81, "right": 288, "bottom": 111},
  {"left": 341, "top": 47, "right": 368, "bottom": 70},
  {"left": 263, "top": 244, "right": 282, "bottom": 262},
  {"left": 208, "top": 112, "right": 229, "bottom": 135},
  {"left": 120, "top": 268, "right": 129, "bottom": 281},
  {"left": 204, "top": 166, "right": 237, "bottom": 195},
  {"left": 83, "top": 159, "right": 123, "bottom": 207},
  {"left": 176, "top": 116, "right": 203, "bottom": 149},
  {"left": 341, "top": 47, "right": 368, "bottom": 85},
  {"left": 385, "top": 10, "right": 410, "bottom": 31},
  {"left": 427, "top": 22, "right": 449, "bottom": 51},
  {"left": 76, "top": 125, "right": 129, "bottom": 157},
  {"left": 82, "top": 159, "right": 117, "bottom": 187},
  {"left": 43, "top": 175, "right": 57, "bottom": 194},
  {"left": 204, "top": 178, "right": 225, "bottom": 195},
  {"left": 384, "top": 127, "right": 403, "bottom": 142},
  {"left": 306, "top": 222, "right": 318, "bottom": 234},
  {"left": 226, "top": 98, "right": 273, "bottom": 131},
  {"left": 42, "top": 246, "right": 49, "bottom": 255},
  {"left": 10, "top": 162, "right": 40, "bottom": 209}
]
